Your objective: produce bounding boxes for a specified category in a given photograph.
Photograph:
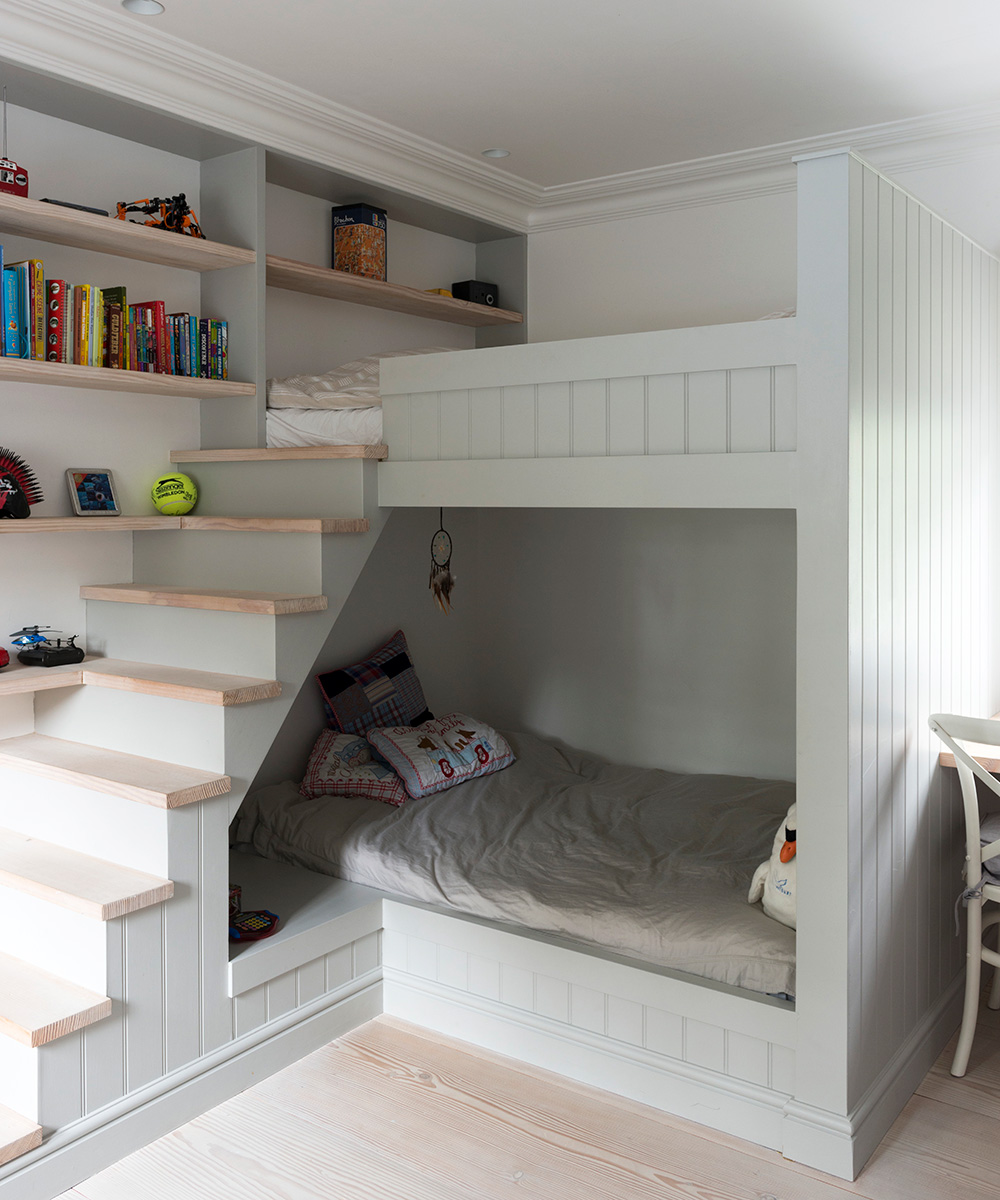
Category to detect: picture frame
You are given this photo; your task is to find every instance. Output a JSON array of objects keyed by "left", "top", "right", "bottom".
[{"left": 65, "top": 468, "right": 121, "bottom": 516}]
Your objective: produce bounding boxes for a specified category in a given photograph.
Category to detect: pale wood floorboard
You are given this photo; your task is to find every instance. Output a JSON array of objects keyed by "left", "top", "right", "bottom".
[{"left": 54, "top": 1004, "right": 1000, "bottom": 1200}]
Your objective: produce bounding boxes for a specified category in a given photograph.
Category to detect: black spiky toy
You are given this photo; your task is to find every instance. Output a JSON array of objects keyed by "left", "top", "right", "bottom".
[{"left": 0, "top": 448, "right": 43, "bottom": 519}]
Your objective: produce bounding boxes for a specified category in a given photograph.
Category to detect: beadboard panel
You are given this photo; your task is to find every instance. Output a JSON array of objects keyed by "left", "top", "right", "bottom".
[
  {"left": 384, "top": 363, "right": 797, "bottom": 462},
  {"left": 381, "top": 903, "right": 794, "bottom": 1095},
  {"left": 848, "top": 160, "right": 997, "bottom": 1098},
  {"left": 232, "top": 934, "right": 382, "bottom": 1040}
]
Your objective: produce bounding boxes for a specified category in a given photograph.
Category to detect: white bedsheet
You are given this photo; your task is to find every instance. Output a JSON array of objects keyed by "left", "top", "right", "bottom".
[
  {"left": 265, "top": 406, "right": 383, "bottom": 448},
  {"left": 233, "top": 731, "right": 796, "bottom": 996}
]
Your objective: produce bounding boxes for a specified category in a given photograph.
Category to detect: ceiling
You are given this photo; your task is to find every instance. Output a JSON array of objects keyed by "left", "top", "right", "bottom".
[{"left": 77, "top": 0, "right": 1000, "bottom": 189}]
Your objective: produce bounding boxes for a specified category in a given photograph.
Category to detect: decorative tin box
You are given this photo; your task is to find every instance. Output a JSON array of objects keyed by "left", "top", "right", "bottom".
[{"left": 331, "top": 203, "right": 387, "bottom": 281}]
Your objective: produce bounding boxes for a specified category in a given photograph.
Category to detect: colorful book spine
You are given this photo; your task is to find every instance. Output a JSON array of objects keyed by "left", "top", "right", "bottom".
[
  {"left": 0, "top": 244, "right": 4, "bottom": 357},
  {"left": 2, "top": 266, "right": 20, "bottom": 357},
  {"left": 29, "top": 260, "right": 43, "bottom": 360},
  {"left": 198, "top": 317, "right": 209, "bottom": 378},
  {"left": 45, "top": 279, "right": 68, "bottom": 363}
]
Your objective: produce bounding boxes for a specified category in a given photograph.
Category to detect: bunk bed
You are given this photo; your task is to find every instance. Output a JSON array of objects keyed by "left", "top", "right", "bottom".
[{"left": 230, "top": 148, "right": 1000, "bottom": 1181}]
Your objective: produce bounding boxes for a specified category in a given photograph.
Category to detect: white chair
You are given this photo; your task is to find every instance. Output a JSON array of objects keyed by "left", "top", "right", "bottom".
[{"left": 928, "top": 713, "right": 1000, "bottom": 1076}]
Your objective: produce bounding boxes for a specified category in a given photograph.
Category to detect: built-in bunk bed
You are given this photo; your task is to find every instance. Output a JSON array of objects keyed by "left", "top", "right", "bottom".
[{"left": 235, "top": 149, "right": 1000, "bottom": 1181}]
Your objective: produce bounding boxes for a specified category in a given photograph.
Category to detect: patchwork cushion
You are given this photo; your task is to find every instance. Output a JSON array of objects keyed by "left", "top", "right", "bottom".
[
  {"left": 316, "top": 629, "right": 432, "bottom": 736},
  {"left": 367, "top": 713, "right": 515, "bottom": 800},
  {"left": 300, "top": 729, "right": 408, "bottom": 806}
]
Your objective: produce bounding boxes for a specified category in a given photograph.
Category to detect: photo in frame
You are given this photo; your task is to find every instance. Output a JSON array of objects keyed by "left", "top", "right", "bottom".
[{"left": 65, "top": 468, "right": 121, "bottom": 516}]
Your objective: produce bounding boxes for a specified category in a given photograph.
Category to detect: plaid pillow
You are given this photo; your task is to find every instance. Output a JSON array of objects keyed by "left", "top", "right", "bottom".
[
  {"left": 299, "top": 730, "right": 408, "bottom": 806},
  {"left": 315, "top": 629, "right": 432, "bottom": 736}
]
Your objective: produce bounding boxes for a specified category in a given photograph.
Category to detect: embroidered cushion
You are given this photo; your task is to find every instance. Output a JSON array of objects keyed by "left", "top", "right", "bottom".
[
  {"left": 300, "top": 729, "right": 408, "bottom": 806},
  {"left": 316, "top": 629, "right": 433, "bottom": 736},
  {"left": 367, "top": 713, "right": 515, "bottom": 800}
]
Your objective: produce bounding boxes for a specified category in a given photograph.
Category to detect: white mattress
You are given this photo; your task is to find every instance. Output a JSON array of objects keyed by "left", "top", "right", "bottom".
[
  {"left": 265, "top": 406, "right": 383, "bottom": 448},
  {"left": 233, "top": 731, "right": 796, "bottom": 996}
]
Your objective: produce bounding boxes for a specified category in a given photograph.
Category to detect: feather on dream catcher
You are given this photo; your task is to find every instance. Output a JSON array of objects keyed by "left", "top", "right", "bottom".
[
  {"left": 0, "top": 448, "right": 43, "bottom": 518},
  {"left": 429, "top": 508, "right": 455, "bottom": 612}
]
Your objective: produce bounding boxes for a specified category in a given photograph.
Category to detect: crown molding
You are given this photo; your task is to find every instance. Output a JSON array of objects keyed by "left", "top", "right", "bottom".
[
  {"left": 528, "top": 102, "right": 1000, "bottom": 231},
  {"left": 0, "top": 0, "right": 540, "bottom": 233},
  {"left": 3, "top": 1, "right": 1000, "bottom": 238}
]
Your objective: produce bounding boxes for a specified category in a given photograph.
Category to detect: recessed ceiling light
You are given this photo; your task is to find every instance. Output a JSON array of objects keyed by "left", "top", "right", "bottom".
[
  {"left": 122, "top": 0, "right": 164, "bottom": 14},
  {"left": 481, "top": 148, "right": 510, "bottom": 159}
]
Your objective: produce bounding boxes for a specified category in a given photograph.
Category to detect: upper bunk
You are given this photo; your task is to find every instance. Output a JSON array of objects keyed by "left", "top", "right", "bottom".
[
  {"left": 378, "top": 316, "right": 798, "bottom": 510},
  {"left": 376, "top": 146, "right": 1000, "bottom": 515}
]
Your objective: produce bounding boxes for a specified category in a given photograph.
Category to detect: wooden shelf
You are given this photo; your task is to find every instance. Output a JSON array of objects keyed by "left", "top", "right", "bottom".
[
  {"left": 0, "top": 357, "right": 256, "bottom": 398},
  {"left": 0, "top": 950, "right": 111, "bottom": 1048},
  {"left": 80, "top": 583, "right": 328, "bottom": 615},
  {"left": 0, "top": 516, "right": 180, "bottom": 533},
  {"left": 266, "top": 254, "right": 523, "bottom": 328},
  {"left": 0, "top": 828, "right": 173, "bottom": 920},
  {"left": 0, "top": 733, "right": 231, "bottom": 809},
  {"left": 0, "top": 1104, "right": 41, "bottom": 1168},
  {"left": 0, "top": 192, "right": 255, "bottom": 272},
  {"left": 171, "top": 445, "right": 388, "bottom": 462},
  {"left": 178, "top": 516, "right": 368, "bottom": 533}
]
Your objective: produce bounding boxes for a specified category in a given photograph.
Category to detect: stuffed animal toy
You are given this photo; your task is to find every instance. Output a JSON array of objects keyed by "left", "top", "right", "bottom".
[{"left": 748, "top": 803, "right": 796, "bottom": 929}]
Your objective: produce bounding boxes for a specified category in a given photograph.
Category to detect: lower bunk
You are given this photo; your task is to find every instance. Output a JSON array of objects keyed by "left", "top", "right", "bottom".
[{"left": 230, "top": 727, "right": 799, "bottom": 1149}]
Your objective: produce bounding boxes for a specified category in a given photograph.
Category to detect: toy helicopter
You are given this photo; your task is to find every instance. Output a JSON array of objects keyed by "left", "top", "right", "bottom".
[
  {"left": 115, "top": 193, "right": 204, "bottom": 238},
  {"left": 10, "top": 626, "right": 85, "bottom": 667}
]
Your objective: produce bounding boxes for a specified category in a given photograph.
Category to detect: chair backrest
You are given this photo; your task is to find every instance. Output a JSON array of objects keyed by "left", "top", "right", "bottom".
[{"left": 929, "top": 713, "right": 1000, "bottom": 880}]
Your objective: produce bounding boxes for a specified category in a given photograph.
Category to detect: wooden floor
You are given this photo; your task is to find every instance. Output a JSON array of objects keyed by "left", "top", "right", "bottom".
[{"left": 59, "top": 1008, "right": 1000, "bottom": 1200}]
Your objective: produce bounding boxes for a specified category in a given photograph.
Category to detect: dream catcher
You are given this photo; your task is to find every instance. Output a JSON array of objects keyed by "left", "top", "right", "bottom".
[
  {"left": 429, "top": 508, "right": 455, "bottom": 612},
  {"left": 0, "top": 448, "right": 43, "bottom": 518}
]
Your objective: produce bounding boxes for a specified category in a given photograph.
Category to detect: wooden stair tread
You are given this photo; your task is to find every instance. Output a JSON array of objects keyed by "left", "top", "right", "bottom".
[
  {"left": 80, "top": 660, "right": 281, "bottom": 705},
  {"left": 79, "top": 584, "right": 328, "bottom": 614},
  {"left": 0, "top": 951, "right": 112, "bottom": 1047},
  {"left": 178, "top": 516, "right": 369, "bottom": 533},
  {"left": 171, "top": 445, "right": 388, "bottom": 462},
  {"left": 0, "top": 828, "right": 173, "bottom": 920},
  {"left": 0, "top": 516, "right": 180, "bottom": 533},
  {"left": 0, "top": 733, "right": 231, "bottom": 809},
  {"left": 0, "top": 658, "right": 280, "bottom": 705},
  {"left": 0, "top": 1103, "right": 42, "bottom": 1167}
]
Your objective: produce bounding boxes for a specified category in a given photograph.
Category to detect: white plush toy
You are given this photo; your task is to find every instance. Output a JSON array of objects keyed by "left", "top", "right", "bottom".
[{"left": 748, "top": 803, "right": 796, "bottom": 929}]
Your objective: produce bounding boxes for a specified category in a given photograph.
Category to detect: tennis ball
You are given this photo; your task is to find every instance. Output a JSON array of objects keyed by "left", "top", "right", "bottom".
[{"left": 151, "top": 473, "right": 198, "bottom": 515}]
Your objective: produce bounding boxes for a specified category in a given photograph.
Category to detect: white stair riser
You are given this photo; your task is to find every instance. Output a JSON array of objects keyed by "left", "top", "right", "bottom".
[
  {"left": 132, "top": 530, "right": 323, "bottom": 595},
  {"left": 180, "top": 459, "right": 366, "bottom": 518},
  {"left": 0, "top": 771, "right": 170, "bottom": 877},
  {"left": 0, "top": 1040, "right": 38, "bottom": 1124},
  {"left": 34, "top": 688, "right": 228, "bottom": 775},
  {"left": 0, "top": 888, "right": 107, "bottom": 993},
  {"left": 84, "top": 603, "right": 280, "bottom": 678}
]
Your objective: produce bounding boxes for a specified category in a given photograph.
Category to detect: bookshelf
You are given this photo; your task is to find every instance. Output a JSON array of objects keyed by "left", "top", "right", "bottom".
[
  {"left": 266, "top": 253, "right": 523, "bottom": 327},
  {"left": 0, "top": 192, "right": 255, "bottom": 272}
]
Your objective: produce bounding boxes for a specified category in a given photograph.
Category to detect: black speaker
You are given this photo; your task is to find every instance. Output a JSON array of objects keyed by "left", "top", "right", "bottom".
[{"left": 452, "top": 279, "right": 498, "bottom": 307}]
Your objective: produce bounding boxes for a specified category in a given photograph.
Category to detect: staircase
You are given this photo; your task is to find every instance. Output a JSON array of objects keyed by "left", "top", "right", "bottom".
[{"left": 0, "top": 449, "right": 390, "bottom": 1179}]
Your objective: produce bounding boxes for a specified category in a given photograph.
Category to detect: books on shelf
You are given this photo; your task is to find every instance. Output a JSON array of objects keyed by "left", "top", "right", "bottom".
[{"left": 0, "top": 247, "right": 229, "bottom": 378}]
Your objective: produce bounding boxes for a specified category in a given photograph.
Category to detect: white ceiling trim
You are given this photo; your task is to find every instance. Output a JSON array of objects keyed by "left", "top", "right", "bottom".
[
  {"left": 3, "top": 0, "right": 1000, "bottom": 237},
  {"left": 0, "top": 0, "right": 540, "bottom": 233}
]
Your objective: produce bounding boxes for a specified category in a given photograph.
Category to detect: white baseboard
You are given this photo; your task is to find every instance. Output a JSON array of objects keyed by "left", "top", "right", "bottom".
[
  {"left": 383, "top": 969, "right": 789, "bottom": 1151},
  {"left": 781, "top": 974, "right": 963, "bottom": 1180},
  {"left": 0, "top": 975, "right": 382, "bottom": 1200}
]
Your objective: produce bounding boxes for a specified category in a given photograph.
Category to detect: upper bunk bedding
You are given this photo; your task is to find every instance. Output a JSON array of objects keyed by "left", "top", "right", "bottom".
[{"left": 232, "top": 730, "right": 796, "bottom": 997}]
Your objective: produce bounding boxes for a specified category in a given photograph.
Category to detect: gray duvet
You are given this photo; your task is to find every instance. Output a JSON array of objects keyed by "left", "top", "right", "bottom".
[{"left": 232, "top": 731, "right": 796, "bottom": 996}]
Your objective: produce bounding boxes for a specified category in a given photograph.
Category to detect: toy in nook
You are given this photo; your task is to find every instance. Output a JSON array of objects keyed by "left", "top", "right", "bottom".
[
  {"left": 747, "top": 802, "right": 796, "bottom": 929},
  {"left": 0, "top": 447, "right": 43, "bottom": 518},
  {"left": 228, "top": 884, "right": 279, "bottom": 942},
  {"left": 151, "top": 472, "right": 197, "bottom": 515},
  {"left": 0, "top": 647, "right": 8, "bottom": 670},
  {"left": 0, "top": 87, "right": 28, "bottom": 199},
  {"left": 10, "top": 626, "right": 85, "bottom": 667},
  {"left": 116, "top": 194, "right": 204, "bottom": 238}
]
